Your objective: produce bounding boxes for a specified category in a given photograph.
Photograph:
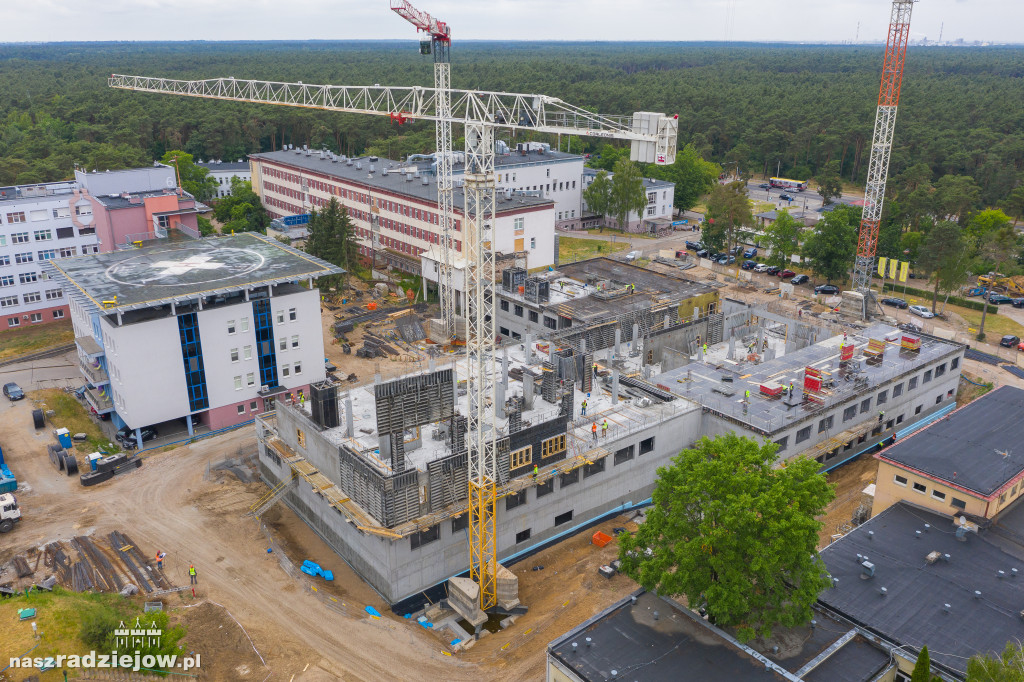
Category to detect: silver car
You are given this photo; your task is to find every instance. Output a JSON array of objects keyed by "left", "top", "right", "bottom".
[
  {"left": 753, "top": 263, "right": 770, "bottom": 273},
  {"left": 909, "top": 305, "right": 934, "bottom": 319}
]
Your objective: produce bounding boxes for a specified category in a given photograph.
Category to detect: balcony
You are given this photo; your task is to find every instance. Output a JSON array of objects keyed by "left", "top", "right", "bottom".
[
  {"left": 84, "top": 385, "right": 113, "bottom": 414},
  {"left": 75, "top": 335, "right": 103, "bottom": 358},
  {"left": 79, "top": 359, "right": 109, "bottom": 386}
]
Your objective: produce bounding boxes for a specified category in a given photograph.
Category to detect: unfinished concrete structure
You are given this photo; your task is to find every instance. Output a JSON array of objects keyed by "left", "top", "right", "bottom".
[{"left": 255, "top": 260, "right": 965, "bottom": 606}]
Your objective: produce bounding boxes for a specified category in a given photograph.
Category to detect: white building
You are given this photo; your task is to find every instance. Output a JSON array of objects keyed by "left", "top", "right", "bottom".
[
  {"left": 44, "top": 232, "right": 342, "bottom": 442},
  {"left": 196, "top": 159, "right": 252, "bottom": 198},
  {"left": 581, "top": 167, "right": 675, "bottom": 233}
]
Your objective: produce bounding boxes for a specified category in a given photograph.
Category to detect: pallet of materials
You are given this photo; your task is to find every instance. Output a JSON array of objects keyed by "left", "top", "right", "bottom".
[
  {"left": 839, "top": 343, "right": 855, "bottom": 362},
  {"left": 900, "top": 334, "right": 921, "bottom": 352},
  {"left": 760, "top": 381, "right": 783, "bottom": 397},
  {"left": 864, "top": 338, "right": 886, "bottom": 358}
]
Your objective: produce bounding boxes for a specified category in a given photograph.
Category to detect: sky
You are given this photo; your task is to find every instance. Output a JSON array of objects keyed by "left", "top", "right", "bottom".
[{"left": 6, "top": 0, "right": 1020, "bottom": 44}]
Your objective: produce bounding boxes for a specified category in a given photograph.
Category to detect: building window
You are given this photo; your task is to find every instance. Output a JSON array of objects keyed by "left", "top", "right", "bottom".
[
  {"left": 15, "top": 253, "right": 33, "bottom": 264},
  {"left": 500, "top": 300, "right": 509, "bottom": 312},
  {"left": 45, "top": 288, "right": 62, "bottom": 300},
  {"left": 583, "top": 458, "right": 606, "bottom": 478},
  {"left": 289, "top": 308, "right": 297, "bottom": 321},
  {"left": 276, "top": 310, "right": 285, "bottom": 324},
  {"left": 913, "top": 482, "right": 927, "bottom": 494},
  {"left": 19, "top": 272, "right": 37, "bottom": 284},
  {"left": 529, "top": 311, "right": 539, "bottom": 323},
  {"left": 915, "top": 405, "right": 923, "bottom": 415},
  {"left": 0, "top": 296, "right": 18, "bottom": 308},
  {"left": 530, "top": 237, "right": 536, "bottom": 249},
  {"left": 282, "top": 364, "right": 291, "bottom": 377},
  {"left": 250, "top": 401, "right": 258, "bottom": 411},
  {"left": 514, "top": 305, "right": 523, "bottom": 317},
  {"left": 542, "top": 435, "right": 566, "bottom": 458},
  {"left": 554, "top": 510, "right": 574, "bottom": 526},
  {"left": 560, "top": 469, "right": 579, "bottom": 488},
  {"left": 860, "top": 398, "right": 871, "bottom": 414},
  {"left": 294, "top": 361, "right": 302, "bottom": 375},
  {"left": 515, "top": 529, "right": 532, "bottom": 544},
  {"left": 506, "top": 490, "right": 527, "bottom": 511},
  {"left": 451, "top": 515, "right": 469, "bottom": 533},
  {"left": 896, "top": 414, "right": 904, "bottom": 424},
  {"left": 244, "top": 345, "right": 253, "bottom": 360},
  {"left": 7, "top": 316, "right": 18, "bottom": 327},
  {"left": 291, "top": 335, "right": 299, "bottom": 349},
  {"left": 909, "top": 376, "right": 918, "bottom": 390},
  {"left": 230, "top": 348, "right": 239, "bottom": 362},
  {"left": 29, "top": 313, "right": 41, "bottom": 323},
  {"left": 514, "top": 217, "right": 524, "bottom": 232},
  {"left": 234, "top": 376, "right": 242, "bottom": 390},
  {"left": 893, "top": 383, "right": 903, "bottom": 398},
  {"left": 12, "top": 232, "right": 29, "bottom": 244},
  {"left": 951, "top": 357, "right": 959, "bottom": 370},
  {"left": 932, "top": 490, "right": 946, "bottom": 501},
  {"left": 877, "top": 390, "right": 888, "bottom": 405},
  {"left": 614, "top": 445, "right": 635, "bottom": 465},
  {"left": 0, "top": 276, "right": 13, "bottom": 287},
  {"left": 951, "top": 497, "right": 966, "bottom": 510},
  {"left": 796, "top": 426, "right": 812, "bottom": 443},
  {"left": 410, "top": 524, "right": 440, "bottom": 550},
  {"left": 246, "top": 373, "right": 255, "bottom": 387},
  {"left": 511, "top": 445, "right": 532, "bottom": 469},
  {"left": 33, "top": 229, "right": 52, "bottom": 241},
  {"left": 279, "top": 337, "right": 288, "bottom": 351},
  {"left": 936, "top": 395, "right": 943, "bottom": 405},
  {"left": 936, "top": 363, "right": 946, "bottom": 378},
  {"left": 227, "top": 320, "right": 236, "bottom": 334},
  {"left": 23, "top": 292, "right": 40, "bottom": 304},
  {"left": 894, "top": 474, "right": 908, "bottom": 487},
  {"left": 843, "top": 405, "right": 857, "bottom": 422},
  {"left": 923, "top": 369, "right": 933, "bottom": 384},
  {"left": 58, "top": 246, "right": 76, "bottom": 257},
  {"left": 543, "top": 316, "right": 557, "bottom": 330},
  {"left": 237, "top": 405, "right": 245, "bottom": 415},
  {"left": 241, "top": 317, "right": 249, "bottom": 332},
  {"left": 775, "top": 436, "right": 788, "bottom": 452},
  {"left": 6, "top": 212, "right": 26, "bottom": 223},
  {"left": 639, "top": 437, "right": 655, "bottom": 455},
  {"left": 536, "top": 479, "right": 554, "bottom": 497},
  {"left": 818, "top": 416, "right": 834, "bottom": 433},
  {"left": 53, "top": 309, "right": 64, "bottom": 319}
]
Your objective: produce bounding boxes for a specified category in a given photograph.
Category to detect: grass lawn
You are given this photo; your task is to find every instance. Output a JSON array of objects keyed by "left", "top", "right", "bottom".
[
  {"left": 0, "top": 320, "right": 74, "bottom": 362},
  {"left": 559, "top": 236, "right": 629, "bottom": 263},
  {"left": 900, "top": 296, "right": 1024, "bottom": 340},
  {"left": 578, "top": 226, "right": 658, "bottom": 240},
  {"left": 29, "top": 388, "right": 119, "bottom": 454}
]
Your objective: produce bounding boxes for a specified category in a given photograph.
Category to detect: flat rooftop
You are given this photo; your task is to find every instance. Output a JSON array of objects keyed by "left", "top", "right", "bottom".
[
  {"left": 499, "top": 257, "right": 719, "bottom": 323},
  {"left": 583, "top": 165, "right": 674, "bottom": 190},
  {"left": 819, "top": 502, "right": 1024, "bottom": 677},
  {"left": 251, "top": 151, "right": 553, "bottom": 214},
  {"left": 43, "top": 232, "right": 343, "bottom": 314},
  {"left": 650, "top": 324, "right": 962, "bottom": 435},
  {"left": 877, "top": 385, "right": 1024, "bottom": 497}
]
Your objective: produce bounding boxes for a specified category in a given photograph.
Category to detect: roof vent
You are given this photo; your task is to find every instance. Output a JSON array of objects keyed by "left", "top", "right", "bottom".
[
  {"left": 879, "top": 587, "right": 887, "bottom": 596},
  {"left": 861, "top": 560, "right": 875, "bottom": 579},
  {"left": 975, "top": 590, "right": 982, "bottom": 599},
  {"left": 369, "top": 156, "right": 379, "bottom": 162},
  {"left": 382, "top": 169, "right": 388, "bottom": 175},
  {"left": 925, "top": 550, "right": 942, "bottom": 564},
  {"left": 943, "top": 603, "right": 951, "bottom": 613},
  {"left": 422, "top": 176, "right": 429, "bottom": 185},
  {"left": 915, "top": 530, "right": 922, "bottom": 539},
  {"left": 998, "top": 570, "right": 1006, "bottom": 579}
]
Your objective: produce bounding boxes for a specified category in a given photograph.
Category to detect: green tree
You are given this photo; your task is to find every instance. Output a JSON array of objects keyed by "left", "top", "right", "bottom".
[
  {"left": 582, "top": 170, "right": 612, "bottom": 223},
  {"left": 802, "top": 206, "right": 859, "bottom": 284},
  {"left": 705, "top": 181, "right": 752, "bottom": 257},
  {"left": 967, "top": 209, "right": 1013, "bottom": 245},
  {"left": 911, "top": 646, "right": 935, "bottom": 682},
  {"left": 618, "top": 434, "right": 834, "bottom": 643},
  {"left": 761, "top": 210, "right": 802, "bottom": 268},
  {"left": 212, "top": 179, "right": 269, "bottom": 234},
  {"left": 977, "top": 225, "right": 1020, "bottom": 341},
  {"left": 918, "top": 222, "right": 970, "bottom": 313},
  {"left": 1004, "top": 186, "right": 1024, "bottom": 226},
  {"left": 588, "top": 144, "right": 629, "bottom": 172},
  {"left": 935, "top": 174, "right": 982, "bottom": 226},
  {"left": 814, "top": 160, "right": 843, "bottom": 206},
  {"left": 608, "top": 159, "right": 649, "bottom": 232},
  {"left": 967, "top": 639, "right": 1024, "bottom": 681},
  {"left": 306, "top": 197, "right": 360, "bottom": 283},
  {"left": 197, "top": 215, "right": 216, "bottom": 237},
  {"left": 650, "top": 144, "right": 721, "bottom": 213},
  {"left": 160, "top": 150, "right": 218, "bottom": 202}
]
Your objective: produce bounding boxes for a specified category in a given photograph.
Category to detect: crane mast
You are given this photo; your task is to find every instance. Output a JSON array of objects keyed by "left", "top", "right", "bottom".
[
  {"left": 109, "top": 29, "right": 677, "bottom": 614},
  {"left": 389, "top": 0, "right": 457, "bottom": 341},
  {"left": 851, "top": 0, "right": 915, "bottom": 298}
]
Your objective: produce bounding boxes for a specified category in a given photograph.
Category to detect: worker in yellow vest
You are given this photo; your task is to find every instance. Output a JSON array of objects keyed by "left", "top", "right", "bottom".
[{"left": 189, "top": 564, "right": 197, "bottom": 585}]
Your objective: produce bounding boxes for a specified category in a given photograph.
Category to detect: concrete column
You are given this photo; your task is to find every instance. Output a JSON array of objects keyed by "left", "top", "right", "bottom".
[
  {"left": 632, "top": 322, "right": 640, "bottom": 342},
  {"left": 345, "top": 395, "right": 354, "bottom": 437},
  {"left": 664, "top": 313, "right": 671, "bottom": 330},
  {"left": 611, "top": 368, "right": 620, "bottom": 404},
  {"left": 728, "top": 336, "right": 736, "bottom": 360},
  {"left": 549, "top": 344, "right": 556, "bottom": 364},
  {"left": 524, "top": 333, "right": 532, "bottom": 363},
  {"left": 580, "top": 336, "right": 587, "bottom": 353},
  {"left": 524, "top": 373, "right": 535, "bottom": 410},
  {"left": 496, "top": 382, "right": 505, "bottom": 418},
  {"left": 614, "top": 327, "right": 621, "bottom": 359},
  {"left": 502, "top": 347, "right": 509, "bottom": 389},
  {"left": 186, "top": 416, "right": 194, "bottom": 437},
  {"left": 429, "top": 354, "right": 436, "bottom": 372}
]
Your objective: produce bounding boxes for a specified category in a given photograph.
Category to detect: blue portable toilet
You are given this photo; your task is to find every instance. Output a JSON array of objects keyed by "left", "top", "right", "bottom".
[{"left": 55, "top": 428, "right": 72, "bottom": 449}]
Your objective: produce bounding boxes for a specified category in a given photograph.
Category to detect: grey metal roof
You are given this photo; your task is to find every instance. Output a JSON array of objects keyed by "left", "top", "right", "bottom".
[
  {"left": 582, "top": 166, "right": 674, "bottom": 190},
  {"left": 90, "top": 189, "right": 196, "bottom": 211},
  {"left": 819, "top": 502, "right": 1024, "bottom": 677},
  {"left": 878, "top": 385, "right": 1024, "bottom": 497},
  {"left": 251, "top": 151, "right": 553, "bottom": 214},
  {"left": 197, "top": 161, "right": 250, "bottom": 172},
  {"left": 42, "top": 232, "right": 343, "bottom": 315}
]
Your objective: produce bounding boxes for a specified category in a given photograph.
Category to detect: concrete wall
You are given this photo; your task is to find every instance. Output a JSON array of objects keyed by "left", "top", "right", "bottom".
[
  {"left": 75, "top": 166, "right": 176, "bottom": 197},
  {"left": 258, "top": 405, "right": 704, "bottom": 604}
]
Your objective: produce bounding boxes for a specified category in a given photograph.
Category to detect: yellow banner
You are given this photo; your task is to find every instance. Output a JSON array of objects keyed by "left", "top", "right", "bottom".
[
  {"left": 898, "top": 261, "right": 909, "bottom": 283},
  {"left": 889, "top": 259, "right": 898, "bottom": 279},
  {"left": 877, "top": 257, "right": 888, "bottom": 277}
]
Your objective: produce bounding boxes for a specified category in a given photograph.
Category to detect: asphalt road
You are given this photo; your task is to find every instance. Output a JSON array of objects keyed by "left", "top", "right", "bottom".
[{"left": 0, "top": 349, "right": 80, "bottom": 393}]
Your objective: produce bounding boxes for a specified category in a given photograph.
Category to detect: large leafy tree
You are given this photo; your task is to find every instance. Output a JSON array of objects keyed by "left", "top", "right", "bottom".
[
  {"left": 607, "top": 159, "right": 649, "bottom": 232},
  {"left": 802, "top": 205, "right": 859, "bottom": 284},
  {"left": 918, "top": 221, "right": 970, "bottom": 313},
  {"left": 705, "top": 180, "right": 752, "bottom": 256},
  {"left": 935, "top": 174, "right": 982, "bottom": 226},
  {"left": 762, "top": 210, "right": 802, "bottom": 268},
  {"left": 582, "top": 170, "right": 612, "bottom": 223},
  {"left": 618, "top": 434, "right": 834, "bottom": 643},
  {"left": 967, "top": 640, "right": 1024, "bottom": 681},
  {"left": 1004, "top": 186, "right": 1024, "bottom": 226},
  {"left": 647, "top": 144, "right": 721, "bottom": 213},
  {"left": 306, "top": 197, "right": 360, "bottom": 283},
  {"left": 160, "top": 150, "right": 218, "bottom": 202},
  {"left": 967, "top": 209, "right": 1013, "bottom": 245},
  {"left": 814, "top": 160, "right": 843, "bottom": 206},
  {"left": 212, "top": 179, "right": 269, "bottom": 234},
  {"left": 977, "top": 225, "right": 1020, "bottom": 340}
]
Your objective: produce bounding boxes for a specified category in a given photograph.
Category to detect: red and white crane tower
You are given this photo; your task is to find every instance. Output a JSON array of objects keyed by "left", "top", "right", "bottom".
[{"left": 851, "top": 0, "right": 916, "bottom": 308}]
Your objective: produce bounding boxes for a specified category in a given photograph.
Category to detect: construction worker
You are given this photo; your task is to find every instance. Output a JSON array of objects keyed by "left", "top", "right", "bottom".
[
  {"left": 591, "top": 422, "right": 598, "bottom": 444},
  {"left": 593, "top": 363, "right": 599, "bottom": 377},
  {"left": 601, "top": 419, "right": 609, "bottom": 438},
  {"left": 744, "top": 389, "right": 751, "bottom": 402},
  {"left": 789, "top": 382, "right": 795, "bottom": 395},
  {"left": 189, "top": 563, "right": 197, "bottom": 585},
  {"left": 533, "top": 464, "right": 539, "bottom": 479},
  {"left": 630, "top": 283, "right": 635, "bottom": 295},
  {"left": 702, "top": 343, "right": 708, "bottom": 355},
  {"left": 155, "top": 551, "right": 165, "bottom": 571},
  {"left": 878, "top": 410, "right": 885, "bottom": 424},
  {"left": 581, "top": 399, "right": 588, "bottom": 417}
]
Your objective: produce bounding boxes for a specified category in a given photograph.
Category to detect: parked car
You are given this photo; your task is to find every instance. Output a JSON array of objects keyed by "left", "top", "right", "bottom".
[
  {"left": 1000, "top": 335, "right": 1020, "bottom": 348},
  {"left": 730, "top": 245, "right": 743, "bottom": 255},
  {"left": 765, "top": 266, "right": 781, "bottom": 276},
  {"left": 790, "top": 274, "right": 810, "bottom": 285},
  {"left": 777, "top": 269, "right": 796, "bottom": 279},
  {"left": 743, "top": 247, "right": 758, "bottom": 258},
  {"left": 758, "top": 183, "right": 770, "bottom": 190},
  {"left": 741, "top": 260, "right": 758, "bottom": 270},
  {"left": 779, "top": 193, "right": 794, "bottom": 201},
  {"left": 815, "top": 284, "right": 840, "bottom": 295},
  {"left": 881, "top": 297, "right": 908, "bottom": 309},
  {"left": 1012, "top": 298, "right": 1024, "bottom": 309},
  {"left": 696, "top": 248, "right": 709, "bottom": 258},
  {"left": 909, "top": 305, "right": 935, "bottom": 318},
  {"left": 116, "top": 425, "right": 159, "bottom": 448},
  {"left": 988, "top": 293, "right": 1014, "bottom": 305},
  {"left": 685, "top": 240, "right": 701, "bottom": 250},
  {"left": 754, "top": 263, "right": 770, "bottom": 273},
  {"left": 2, "top": 382, "right": 24, "bottom": 401}
]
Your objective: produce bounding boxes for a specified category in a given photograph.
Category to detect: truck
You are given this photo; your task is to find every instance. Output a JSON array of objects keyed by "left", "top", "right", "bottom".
[{"left": 0, "top": 493, "right": 21, "bottom": 533}]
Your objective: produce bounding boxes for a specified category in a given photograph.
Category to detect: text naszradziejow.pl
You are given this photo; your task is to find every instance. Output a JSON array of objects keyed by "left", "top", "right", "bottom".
[{"left": 9, "top": 651, "right": 201, "bottom": 672}]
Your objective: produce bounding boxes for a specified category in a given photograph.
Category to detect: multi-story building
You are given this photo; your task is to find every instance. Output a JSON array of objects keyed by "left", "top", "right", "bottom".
[
  {"left": 249, "top": 150, "right": 556, "bottom": 278},
  {"left": 44, "top": 232, "right": 341, "bottom": 443},
  {"left": 0, "top": 165, "right": 198, "bottom": 330},
  {"left": 196, "top": 159, "right": 251, "bottom": 198},
  {"left": 581, "top": 167, "right": 675, "bottom": 233}
]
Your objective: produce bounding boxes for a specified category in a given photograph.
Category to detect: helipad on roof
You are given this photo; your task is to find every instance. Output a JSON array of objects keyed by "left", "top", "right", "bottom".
[{"left": 43, "top": 232, "right": 343, "bottom": 313}]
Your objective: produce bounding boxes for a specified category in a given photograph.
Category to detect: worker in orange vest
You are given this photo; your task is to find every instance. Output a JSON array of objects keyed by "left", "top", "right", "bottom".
[
  {"left": 591, "top": 422, "right": 598, "bottom": 443},
  {"left": 155, "top": 551, "right": 165, "bottom": 571}
]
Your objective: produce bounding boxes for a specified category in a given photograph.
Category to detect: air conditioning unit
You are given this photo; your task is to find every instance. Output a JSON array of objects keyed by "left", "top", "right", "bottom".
[{"left": 261, "top": 385, "right": 269, "bottom": 392}]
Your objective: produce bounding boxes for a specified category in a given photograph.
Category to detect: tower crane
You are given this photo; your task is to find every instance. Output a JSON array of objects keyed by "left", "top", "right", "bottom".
[
  {"left": 109, "top": 29, "right": 677, "bottom": 614},
  {"left": 389, "top": 0, "right": 457, "bottom": 341},
  {"left": 850, "top": 0, "right": 916, "bottom": 311}
]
